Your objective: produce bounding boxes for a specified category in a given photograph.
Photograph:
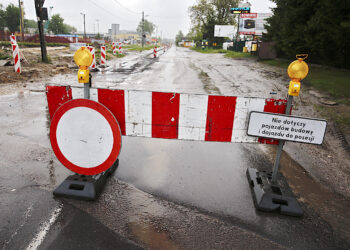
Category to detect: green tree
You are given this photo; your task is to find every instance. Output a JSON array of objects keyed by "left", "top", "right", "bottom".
[
  {"left": 5, "top": 4, "right": 20, "bottom": 33},
  {"left": 48, "top": 14, "right": 65, "bottom": 34},
  {"left": 24, "top": 19, "right": 37, "bottom": 29},
  {"left": 0, "top": 4, "right": 6, "bottom": 31},
  {"left": 63, "top": 23, "right": 77, "bottom": 34},
  {"left": 189, "top": 0, "right": 238, "bottom": 45},
  {"left": 265, "top": 0, "right": 350, "bottom": 68},
  {"left": 136, "top": 19, "right": 155, "bottom": 35},
  {"left": 175, "top": 30, "right": 184, "bottom": 45}
]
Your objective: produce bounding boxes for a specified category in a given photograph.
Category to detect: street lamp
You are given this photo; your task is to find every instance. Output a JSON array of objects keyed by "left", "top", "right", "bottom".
[{"left": 80, "top": 12, "right": 86, "bottom": 38}]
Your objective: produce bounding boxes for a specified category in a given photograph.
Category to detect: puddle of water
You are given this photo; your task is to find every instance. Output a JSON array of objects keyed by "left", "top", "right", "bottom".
[
  {"left": 276, "top": 148, "right": 350, "bottom": 242},
  {"left": 128, "top": 221, "right": 181, "bottom": 250}
]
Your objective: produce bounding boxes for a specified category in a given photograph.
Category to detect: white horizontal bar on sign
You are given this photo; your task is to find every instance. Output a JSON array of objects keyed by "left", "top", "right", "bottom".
[
  {"left": 178, "top": 93, "right": 208, "bottom": 141},
  {"left": 124, "top": 90, "right": 152, "bottom": 137},
  {"left": 231, "top": 97, "right": 265, "bottom": 143}
]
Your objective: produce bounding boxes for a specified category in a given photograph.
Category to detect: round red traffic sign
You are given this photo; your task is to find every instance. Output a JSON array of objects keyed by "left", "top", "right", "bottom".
[{"left": 50, "top": 99, "right": 122, "bottom": 175}]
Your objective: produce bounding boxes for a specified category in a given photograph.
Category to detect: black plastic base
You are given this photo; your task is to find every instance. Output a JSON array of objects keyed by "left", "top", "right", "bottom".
[
  {"left": 53, "top": 159, "right": 119, "bottom": 201},
  {"left": 246, "top": 168, "right": 303, "bottom": 217}
]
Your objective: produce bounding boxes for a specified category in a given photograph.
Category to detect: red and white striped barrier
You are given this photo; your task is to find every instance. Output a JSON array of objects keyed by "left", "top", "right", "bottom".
[
  {"left": 87, "top": 46, "right": 96, "bottom": 69},
  {"left": 101, "top": 46, "right": 106, "bottom": 65},
  {"left": 10, "top": 34, "right": 21, "bottom": 73},
  {"left": 154, "top": 45, "right": 157, "bottom": 58},
  {"left": 46, "top": 86, "right": 289, "bottom": 144},
  {"left": 118, "top": 42, "right": 122, "bottom": 54},
  {"left": 10, "top": 34, "right": 16, "bottom": 45},
  {"left": 112, "top": 42, "right": 117, "bottom": 55}
]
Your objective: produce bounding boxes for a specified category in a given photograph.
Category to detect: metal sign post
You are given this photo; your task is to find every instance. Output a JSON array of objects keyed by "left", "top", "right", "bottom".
[{"left": 271, "top": 95, "right": 293, "bottom": 183}]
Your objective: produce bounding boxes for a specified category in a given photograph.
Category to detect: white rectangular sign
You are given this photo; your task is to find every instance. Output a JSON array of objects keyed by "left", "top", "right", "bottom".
[
  {"left": 247, "top": 112, "right": 327, "bottom": 145},
  {"left": 214, "top": 25, "right": 235, "bottom": 38}
]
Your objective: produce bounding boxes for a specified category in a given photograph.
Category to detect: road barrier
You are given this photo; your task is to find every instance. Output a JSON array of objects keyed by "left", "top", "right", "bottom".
[
  {"left": 10, "top": 34, "right": 21, "bottom": 73},
  {"left": 10, "top": 34, "right": 16, "bottom": 45},
  {"left": 118, "top": 42, "right": 122, "bottom": 54},
  {"left": 154, "top": 45, "right": 157, "bottom": 58},
  {"left": 46, "top": 86, "right": 288, "bottom": 144},
  {"left": 87, "top": 46, "right": 96, "bottom": 69},
  {"left": 100, "top": 45, "right": 106, "bottom": 65},
  {"left": 112, "top": 42, "right": 117, "bottom": 55}
]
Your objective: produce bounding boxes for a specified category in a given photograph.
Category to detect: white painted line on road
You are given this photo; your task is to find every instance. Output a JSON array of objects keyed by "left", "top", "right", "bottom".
[
  {"left": 3, "top": 204, "right": 33, "bottom": 249},
  {"left": 25, "top": 204, "right": 63, "bottom": 250}
]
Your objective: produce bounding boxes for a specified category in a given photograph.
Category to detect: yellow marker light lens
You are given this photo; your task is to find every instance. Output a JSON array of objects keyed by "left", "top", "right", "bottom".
[{"left": 74, "top": 47, "right": 93, "bottom": 68}]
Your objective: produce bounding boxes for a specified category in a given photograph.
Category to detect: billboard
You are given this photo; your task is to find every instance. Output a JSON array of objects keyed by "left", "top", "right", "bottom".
[
  {"left": 239, "top": 13, "right": 272, "bottom": 35},
  {"left": 214, "top": 25, "right": 235, "bottom": 38}
]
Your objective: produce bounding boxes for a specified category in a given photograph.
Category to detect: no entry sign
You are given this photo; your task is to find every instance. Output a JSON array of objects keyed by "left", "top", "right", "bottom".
[
  {"left": 247, "top": 112, "right": 327, "bottom": 144},
  {"left": 50, "top": 99, "right": 122, "bottom": 175}
]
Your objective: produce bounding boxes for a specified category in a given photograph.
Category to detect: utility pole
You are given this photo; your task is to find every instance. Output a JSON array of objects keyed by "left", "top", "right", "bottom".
[
  {"left": 142, "top": 11, "right": 145, "bottom": 49},
  {"left": 96, "top": 19, "right": 99, "bottom": 35},
  {"left": 80, "top": 12, "right": 86, "bottom": 38},
  {"left": 18, "top": 0, "right": 24, "bottom": 42},
  {"left": 34, "top": 0, "right": 48, "bottom": 62}
]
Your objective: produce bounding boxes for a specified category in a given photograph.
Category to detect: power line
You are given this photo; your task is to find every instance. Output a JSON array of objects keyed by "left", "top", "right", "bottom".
[{"left": 111, "top": 0, "right": 142, "bottom": 15}]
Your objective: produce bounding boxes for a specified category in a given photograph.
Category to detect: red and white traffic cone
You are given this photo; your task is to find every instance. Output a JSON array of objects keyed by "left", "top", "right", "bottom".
[
  {"left": 118, "top": 42, "right": 122, "bottom": 54},
  {"left": 101, "top": 46, "right": 106, "bottom": 65},
  {"left": 153, "top": 45, "right": 157, "bottom": 58},
  {"left": 112, "top": 42, "right": 117, "bottom": 55}
]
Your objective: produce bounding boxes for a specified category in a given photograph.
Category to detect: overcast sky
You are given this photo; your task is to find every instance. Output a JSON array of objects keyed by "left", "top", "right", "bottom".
[{"left": 1, "top": 0, "right": 275, "bottom": 38}]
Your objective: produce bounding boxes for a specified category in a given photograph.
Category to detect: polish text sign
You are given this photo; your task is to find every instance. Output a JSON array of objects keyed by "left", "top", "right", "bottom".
[{"left": 247, "top": 112, "right": 327, "bottom": 145}]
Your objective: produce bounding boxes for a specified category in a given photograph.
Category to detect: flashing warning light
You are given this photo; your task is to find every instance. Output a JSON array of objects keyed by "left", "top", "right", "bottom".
[
  {"left": 74, "top": 46, "right": 93, "bottom": 84},
  {"left": 287, "top": 54, "right": 309, "bottom": 96}
]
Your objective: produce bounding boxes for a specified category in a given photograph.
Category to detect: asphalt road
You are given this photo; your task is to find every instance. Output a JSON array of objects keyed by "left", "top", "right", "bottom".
[{"left": 0, "top": 47, "right": 349, "bottom": 249}]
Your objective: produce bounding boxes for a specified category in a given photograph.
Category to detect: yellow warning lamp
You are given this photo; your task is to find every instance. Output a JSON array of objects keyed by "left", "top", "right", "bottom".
[
  {"left": 74, "top": 47, "right": 93, "bottom": 84},
  {"left": 287, "top": 54, "right": 309, "bottom": 96}
]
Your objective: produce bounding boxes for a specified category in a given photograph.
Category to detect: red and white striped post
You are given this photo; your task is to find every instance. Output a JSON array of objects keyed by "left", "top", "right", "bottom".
[
  {"left": 118, "top": 42, "right": 122, "bottom": 54},
  {"left": 10, "top": 34, "right": 21, "bottom": 73},
  {"left": 101, "top": 46, "right": 106, "bottom": 65},
  {"left": 10, "top": 34, "right": 16, "bottom": 45},
  {"left": 112, "top": 42, "right": 117, "bottom": 55},
  {"left": 153, "top": 45, "right": 157, "bottom": 58},
  {"left": 87, "top": 46, "right": 96, "bottom": 69}
]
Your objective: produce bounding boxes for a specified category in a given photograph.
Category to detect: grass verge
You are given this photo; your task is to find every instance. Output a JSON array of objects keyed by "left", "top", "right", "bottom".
[
  {"left": 260, "top": 59, "right": 350, "bottom": 100},
  {"left": 261, "top": 59, "right": 350, "bottom": 133},
  {"left": 190, "top": 47, "right": 254, "bottom": 59}
]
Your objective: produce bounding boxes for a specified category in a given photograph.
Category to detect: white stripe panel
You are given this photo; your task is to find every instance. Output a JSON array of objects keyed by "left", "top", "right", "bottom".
[
  {"left": 178, "top": 94, "right": 208, "bottom": 141},
  {"left": 124, "top": 90, "right": 152, "bottom": 137},
  {"left": 71, "top": 87, "right": 84, "bottom": 99},
  {"left": 90, "top": 88, "right": 98, "bottom": 102},
  {"left": 231, "top": 97, "right": 265, "bottom": 142}
]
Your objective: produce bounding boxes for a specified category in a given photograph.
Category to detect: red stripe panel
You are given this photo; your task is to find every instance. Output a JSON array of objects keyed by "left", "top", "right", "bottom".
[
  {"left": 205, "top": 96, "right": 237, "bottom": 142},
  {"left": 258, "top": 99, "right": 289, "bottom": 145},
  {"left": 46, "top": 86, "right": 72, "bottom": 119},
  {"left": 152, "top": 92, "right": 180, "bottom": 139},
  {"left": 98, "top": 89, "right": 126, "bottom": 135}
]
